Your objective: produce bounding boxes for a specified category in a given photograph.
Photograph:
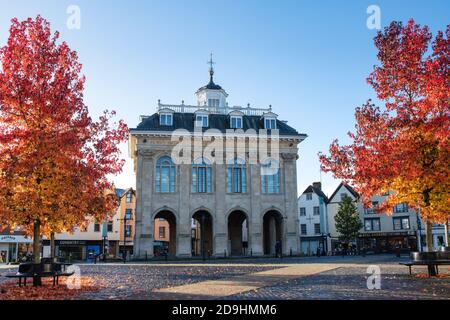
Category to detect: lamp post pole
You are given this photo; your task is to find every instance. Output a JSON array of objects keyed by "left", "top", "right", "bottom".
[{"left": 201, "top": 213, "right": 206, "bottom": 261}]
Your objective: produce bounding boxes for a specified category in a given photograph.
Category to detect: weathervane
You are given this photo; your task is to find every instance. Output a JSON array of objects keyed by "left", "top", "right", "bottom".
[{"left": 208, "top": 53, "right": 215, "bottom": 82}]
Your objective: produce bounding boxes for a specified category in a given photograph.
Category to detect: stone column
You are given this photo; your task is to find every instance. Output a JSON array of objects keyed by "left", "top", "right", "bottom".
[
  {"left": 133, "top": 150, "right": 143, "bottom": 258},
  {"left": 177, "top": 163, "right": 192, "bottom": 257},
  {"left": 214, "top": 162, "right": 227, "bottom": 257},
  {"left": 282, "top": 152, "right": 300, "bottom": 255},
  {"left": 137, "top": 150, "right": 155, "bottom": 258},
  {"left": 249, "top": 163, "right": 263, "bottom": 255}
]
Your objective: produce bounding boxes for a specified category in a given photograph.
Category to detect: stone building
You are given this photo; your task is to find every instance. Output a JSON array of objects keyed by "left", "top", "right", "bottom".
[{"left": 129, "top": 61, "right": 306, "bottom": 258}]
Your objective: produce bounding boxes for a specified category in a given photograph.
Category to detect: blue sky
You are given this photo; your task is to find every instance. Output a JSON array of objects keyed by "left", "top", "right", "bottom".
[{"left": 0, "top": 0, "right": 448, "bottom": 197}]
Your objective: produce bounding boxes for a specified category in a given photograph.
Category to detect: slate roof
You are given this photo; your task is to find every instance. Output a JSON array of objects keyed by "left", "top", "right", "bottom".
[
  {"left": 115, "top": 188, "right": 125, "bottom": 198},
  {"left": 327, "top": 182, "right": 360, "bottom": 203},
  {"left": 197, "top": 79, "right": 223, "bottom": 91},
  {"left": 301, "top": 185, "right": 329, "bottom": 202},
  {"left": 131, "top": 112, "right": 303, "bottom": 136}
]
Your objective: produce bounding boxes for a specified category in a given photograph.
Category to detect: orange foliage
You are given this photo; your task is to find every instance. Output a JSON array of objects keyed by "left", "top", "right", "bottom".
[
  {"left": 0, "top": 277, "right": 101, "bottom": 300},
  {"left": 320, "top": 20, "right": 449, "bottom": 223}
]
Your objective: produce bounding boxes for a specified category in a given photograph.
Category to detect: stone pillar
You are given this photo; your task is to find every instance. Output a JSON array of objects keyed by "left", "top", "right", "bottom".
[
  {"left": 177, "top": 163, "right": 192, "bottom": 257},
  {"left": 133, "top": 150, "right": 143, "bottom": 258},
  {"left": 282, "top": 153, "right": 300, "bottom": 255},
  {"left": 249, "top": 163, "right": 263, "bottom": 256},
  {"left": 214, "top": 163, "right": 227, "bottom": 257},
  {"left": 137, "top": 151, "right": 154, "bottom": 258}
]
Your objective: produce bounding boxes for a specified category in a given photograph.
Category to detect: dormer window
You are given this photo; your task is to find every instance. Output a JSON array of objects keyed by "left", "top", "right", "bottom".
[
  {"left": 230, "top": 116, "right": 243, "bottom": 129},
  {"left": 195, "top": 114, "right": 209, "bottom": 127},
  {"left": 264, "top": 118, "right": 277, "bottom": 130},
  {"left": 160, "top": 113, "right": 173, "bottom": 126}
]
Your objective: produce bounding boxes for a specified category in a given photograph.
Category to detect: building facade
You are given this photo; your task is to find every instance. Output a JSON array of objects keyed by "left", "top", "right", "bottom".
[
  {"left": 0, "top": 227, "right": 32, "bottom": 264},
  {"left": 129, "top": 63, "right": 306, "bottom": 258},
  {"left": 42, "top": 187, "right": 136, "bottom": 261},
  {"left": 326, "top": 182, "right": 421, "bottom": 254},
  {"left": 297, "top": 182, "right": 329, "bottom": 255}
]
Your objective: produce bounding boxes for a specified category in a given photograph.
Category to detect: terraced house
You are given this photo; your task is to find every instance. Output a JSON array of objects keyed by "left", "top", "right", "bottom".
[{"left": 129, "top": 61, "right": 307, "bottom": 258}]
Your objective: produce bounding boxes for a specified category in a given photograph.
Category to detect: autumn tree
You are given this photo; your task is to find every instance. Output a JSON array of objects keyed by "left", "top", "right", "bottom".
[
  {"left": 334, "top": 196, "right": 363, "bottom": 248},
  {"left": 0, "top": 16, "right": 128, "bottom": 285},
  {"left": 320, "top": 20, "right": 449, "bottom": 254}
]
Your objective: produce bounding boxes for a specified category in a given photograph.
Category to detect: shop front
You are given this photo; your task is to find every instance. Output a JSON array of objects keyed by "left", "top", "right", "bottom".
[
  {"left": 0, "top": 234, "right": 33, "bottom": 263},
  {"left": 358, "top": 231, "right": 417, "bottom": 254},
  {"left": 42, "top": 239, "right": 119, "bottom": 262}
]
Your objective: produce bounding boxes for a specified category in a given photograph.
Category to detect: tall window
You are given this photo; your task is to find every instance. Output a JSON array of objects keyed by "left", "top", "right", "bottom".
[
  {"left": 230, "top": 116, "right": 243, "bottom": 129},
  {"left": 306, "top": 193, "right": 313, "bottom": 200},
  {"left": 125, "top": 209, "right": 132, "bottom": 220},
  {"left": 261, "top": 159, "right": 281, "bottom": 194},
  {"left": 300, "top": 224, "right": 307, "bottom": 235},
  {"left": 227, "top": 158, "right": 247, "bottom": 193},
  {"left": 94, "top": 224, "right": 100, "bottom": 232},
  {"left": 314, "top": 223, "right": 321, "bottom": 235},
  {"left": 156, "top": 156, "right": 176, "bottom": 193},
  {"left": 126, "top": 192, "right": 133, "bottom": 203},
  {"left": 299, "top": 207, "right": 306, "bottom": 216},
  {"left": 107, "top": 221, "right": 113, "bottom": 232},
  {"left": 313, "top": 206, "right": 320, "bottom": 216},
  {"left": 195, "top": 115, "right": 209, "bottom": 127},
  {"left": 192, "top": 158, "right": 212, "bottom": 193}
]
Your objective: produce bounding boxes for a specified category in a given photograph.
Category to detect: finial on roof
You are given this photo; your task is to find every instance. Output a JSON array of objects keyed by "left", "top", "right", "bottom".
[{"left": 208, "top": 53, "right": 215, "bottom": 83}]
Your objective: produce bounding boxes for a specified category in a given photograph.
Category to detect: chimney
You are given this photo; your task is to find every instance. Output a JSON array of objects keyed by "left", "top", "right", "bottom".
[{"left": 312, "top": 182, "right": 322, "bottom": 191}]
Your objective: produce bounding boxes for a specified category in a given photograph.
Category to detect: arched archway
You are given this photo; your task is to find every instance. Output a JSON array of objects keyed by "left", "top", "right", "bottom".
[
  {"left": 154, "top": 210, "right": 176, "bottom": 256},
  {"left": 192, "top": 210, "right": 213, "bottom": 258},
  {"left": 228, "top": 211, "right": 249, "bottom": 256},
  {"left": 263, "top": 210, "right": 283, "bottom": 255}
]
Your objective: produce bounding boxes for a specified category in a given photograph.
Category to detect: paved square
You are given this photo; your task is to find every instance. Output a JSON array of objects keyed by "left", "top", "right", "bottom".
[{"left": 1, "top": 255, "right": 449, "bottom": 300}]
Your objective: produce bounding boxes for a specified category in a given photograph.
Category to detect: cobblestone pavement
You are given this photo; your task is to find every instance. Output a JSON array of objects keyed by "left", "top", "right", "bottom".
[
  {"left": 1, "top": 255, "right": 449, "bottom": 300},
  {"left": 226, "top": 265, "right": 450, "bottom": 300}
]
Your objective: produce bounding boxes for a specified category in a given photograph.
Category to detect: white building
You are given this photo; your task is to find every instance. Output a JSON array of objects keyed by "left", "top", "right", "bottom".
[{"left": 297, "top": 182, "right": 329, "bottom": 255}]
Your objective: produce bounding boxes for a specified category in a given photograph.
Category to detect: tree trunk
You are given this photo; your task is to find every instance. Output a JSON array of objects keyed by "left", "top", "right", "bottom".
[
  {"left": 426, "top": 221, "right": 433, "bottom": 252},
  {"left": 50, "top": 232, "right": 55, "bottom": 260},
  {"left": 445, "top": 220, "right": 449, "bottom": 247},
  {"left": 33, "top": 220, "right": 42, "bottom": 286},
  {"left": 425, "top": 221, "right": 437, "bottom": 276}
]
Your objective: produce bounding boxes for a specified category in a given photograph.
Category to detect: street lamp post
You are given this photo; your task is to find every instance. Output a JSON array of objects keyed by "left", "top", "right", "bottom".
[
  {"left": 117, "top": 212, "right": 130, "bottom": 263},
  {"left": 201, "top": 213, "right": 206, "bottom": 261}
]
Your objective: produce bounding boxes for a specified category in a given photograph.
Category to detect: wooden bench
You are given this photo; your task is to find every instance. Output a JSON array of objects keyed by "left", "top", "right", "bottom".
[
  {"left": 400, "top": 251, "right": 450, "bottom": 277},
  {"left": 3, "top": 261, "right": 74, "bottom": 286}
]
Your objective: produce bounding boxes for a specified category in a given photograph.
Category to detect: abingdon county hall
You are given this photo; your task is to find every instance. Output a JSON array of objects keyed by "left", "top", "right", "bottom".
[{"left": 129, "top": 61, "right": 307, "bottom": 258}]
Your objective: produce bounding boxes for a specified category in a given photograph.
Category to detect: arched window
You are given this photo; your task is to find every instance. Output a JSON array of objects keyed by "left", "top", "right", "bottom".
[
  {"left": 156, "top": 156, "right": 176, "bottom": 193},
  {"left": 261, "top": 158, "right": 281, "bottom": 194},
  {"left": 227, "top": 158, "right": 247, "bottom": 193},
  {"left": 192, "top": 158, "right": 212, "bottom": 193}
]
